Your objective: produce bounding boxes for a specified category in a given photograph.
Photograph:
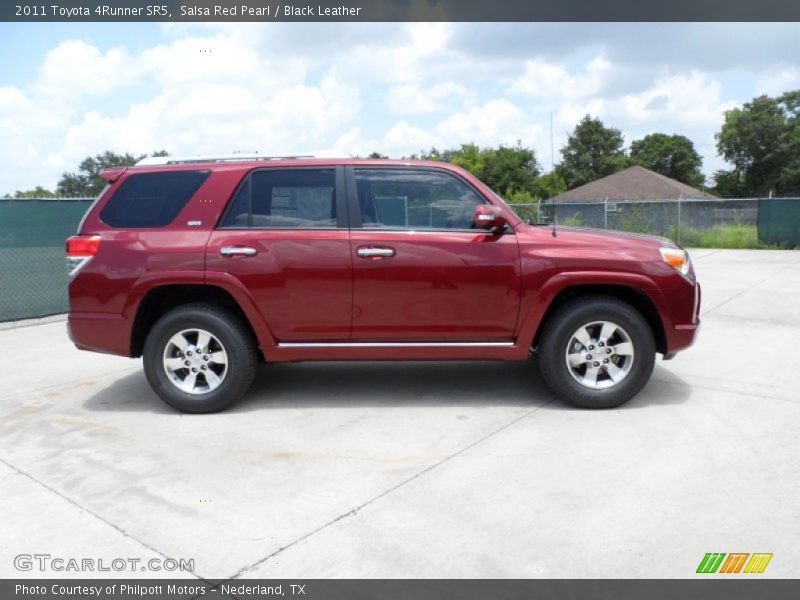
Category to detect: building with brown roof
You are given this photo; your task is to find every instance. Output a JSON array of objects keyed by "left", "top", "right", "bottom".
[{"left": 553, "top": 165, "right": 715, "bottom": 201}]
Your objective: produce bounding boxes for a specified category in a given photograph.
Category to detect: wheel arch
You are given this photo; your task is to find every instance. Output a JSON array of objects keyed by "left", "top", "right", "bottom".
[
  {"left": 129, "top": 283, "right": 270, "bottom": 358},
  {"left": 519, "top": 275, "right": 669, "bottom": 355}
]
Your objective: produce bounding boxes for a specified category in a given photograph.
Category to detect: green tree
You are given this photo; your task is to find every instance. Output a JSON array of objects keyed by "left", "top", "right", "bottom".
[
  {"left": 56, "top": 150, "right": 169, "bottom": 196},
  {"left": 449, "top": 142, "right": 540, "bottom": 198},
  {"left": 405, "top": 147, "right": 454, "bottom": 162},
  {"left": 12, "top": 186, "right": 56, "bottom": 198},
  {"left": 559, "top": 115, "right": 628, "bottom": 189},
  {"left": 406, "top": 142, "right": 545, "bottom": 200},
  {"left": 533, "top": 171, "right": 567, "bottom": 200},
  {"left": 710, "top": 170, "right": 748, "bottom": 198},
  {"left": 450, "top": 143, "right": 487, "bottom": 178},
  {"left": 482, "top": 143, "right": 540, "bottom": 196},
  {"left": 630, "top": 133, "right": 704, "bottom": 187},
  {"left": 367, "top": 151, "right": 388, "bottom": 159},
  {"left": 715, "top": 90, "right": 800, "bottom": 196}
]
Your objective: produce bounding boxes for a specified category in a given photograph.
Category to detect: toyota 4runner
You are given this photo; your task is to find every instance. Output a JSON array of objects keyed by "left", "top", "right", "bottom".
[{"left": 67, "top": 155, "right": 700, "bottom": 413}]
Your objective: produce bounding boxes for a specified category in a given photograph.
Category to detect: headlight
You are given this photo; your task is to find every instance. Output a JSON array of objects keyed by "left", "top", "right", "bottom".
[{"left": 660, "top": 247, "right": 690, "bottom": 276}]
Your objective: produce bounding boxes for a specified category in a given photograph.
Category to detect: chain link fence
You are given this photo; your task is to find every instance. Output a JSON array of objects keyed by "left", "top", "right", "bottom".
[
  {"left": 0, "top": 198, "right": 93, "bottom": 322},
  {"left": 508, "top": 197, "right": 800, "bottom": 248},
  {"left": 1, "top": 196, "right": 798, "bottom": 323}
]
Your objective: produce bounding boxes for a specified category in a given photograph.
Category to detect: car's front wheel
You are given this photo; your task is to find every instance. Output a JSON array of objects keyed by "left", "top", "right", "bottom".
[
  {"left": 143, "top": 303, "right": 258, "bottom": 413},
  {"left": 537, "top": 296, "right": 656, "bottom": 408}
]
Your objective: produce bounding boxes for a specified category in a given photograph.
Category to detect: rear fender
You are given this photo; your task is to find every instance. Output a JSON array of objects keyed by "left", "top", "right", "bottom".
[{"left": 124, "top": 271, "right": 278, "bottom": 353}]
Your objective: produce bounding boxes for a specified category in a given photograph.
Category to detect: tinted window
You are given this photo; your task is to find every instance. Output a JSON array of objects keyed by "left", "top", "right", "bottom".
[
  {"left": 354, "top": 168, "right": 484, "bottom": 230},
  {"left": 221, "top": 169, "right": 336, "bottom": 229},
  {"left": 99, "top": 171, "right": 210, "bottom": 228}
]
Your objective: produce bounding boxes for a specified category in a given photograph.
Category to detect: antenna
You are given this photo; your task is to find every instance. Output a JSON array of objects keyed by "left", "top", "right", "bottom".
[
  {"left": 550, "top": 112, "right": 557, "bottom": 237},
  {"left": 550, "top": 112, "right": 554, "bottom": 174}
]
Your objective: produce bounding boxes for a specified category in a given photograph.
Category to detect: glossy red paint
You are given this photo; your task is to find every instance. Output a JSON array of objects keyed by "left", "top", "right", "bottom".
[
  {"left": 511, "top": 223, "right": 700, "bottom": 355},
  {"left": 472, "top": 204, "right": 508, "bottom": 232},
  {"left": 67, "top": 158, "right": 700, "bottom": 364},
  {"left": 349, "top": 229, "right": 521, "bottom": 340},
  {"left": 98, "top": 167, "right": 127, "bottom": 182},
  {"left": 206, "top": 229, "right": 353, "bottom": 341}
]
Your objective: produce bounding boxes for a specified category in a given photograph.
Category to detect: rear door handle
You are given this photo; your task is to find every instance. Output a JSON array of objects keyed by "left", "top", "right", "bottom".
[
  {"left": 357, "top": 247, "right": 395, "bottom": 259},
  {"left": 220, "top": 246, "right": 257, "bottom": 257}
]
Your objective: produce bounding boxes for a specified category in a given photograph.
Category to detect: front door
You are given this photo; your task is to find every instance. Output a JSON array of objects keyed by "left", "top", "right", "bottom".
[
  {"left": 206, "top": 167, "right": 352, "bottom": 341},
  {"left": 347, "top": 167, "right": 521, "bottom": 341}
]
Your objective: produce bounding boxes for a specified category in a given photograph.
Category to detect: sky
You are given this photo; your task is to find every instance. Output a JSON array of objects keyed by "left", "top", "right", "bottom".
[{"left": 1, "top": 21, "right": 799, "bottom": 195}]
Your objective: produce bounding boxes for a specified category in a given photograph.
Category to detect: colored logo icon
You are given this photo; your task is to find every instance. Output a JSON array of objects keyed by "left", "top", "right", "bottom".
[{"left": 697, "top": 553, "right": 773, "bottom": 574}]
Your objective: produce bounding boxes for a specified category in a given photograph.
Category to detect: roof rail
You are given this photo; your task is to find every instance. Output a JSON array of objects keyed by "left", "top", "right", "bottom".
[{"left": 136, "top": 153, "right": 319, "bottom": 166}]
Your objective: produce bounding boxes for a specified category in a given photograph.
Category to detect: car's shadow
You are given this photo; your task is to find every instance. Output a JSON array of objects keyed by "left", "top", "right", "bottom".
[{"left": 82, "top": 359, "right": 690, "bottom": 414}]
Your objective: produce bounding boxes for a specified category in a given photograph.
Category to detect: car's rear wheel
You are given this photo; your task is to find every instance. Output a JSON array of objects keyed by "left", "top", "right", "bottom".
[
  {"left": 537, "top": 296, "right": 655, "bottom": 408},
  {"left": 143, "top": 303, "right": 257, "bottom": 413}
]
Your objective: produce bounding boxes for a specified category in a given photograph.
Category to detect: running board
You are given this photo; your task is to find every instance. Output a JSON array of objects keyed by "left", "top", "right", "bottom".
[{"left": 277, "top": 341, "right": 515, "bottom": 348}]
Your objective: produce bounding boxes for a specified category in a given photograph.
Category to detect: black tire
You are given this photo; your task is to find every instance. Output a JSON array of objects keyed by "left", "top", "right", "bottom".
[
  {"left": 537, "top": 296, "right": 655, "bottom": 409},
  {"left": 143, "top": 303, "right": 258, "bottom": 413}
]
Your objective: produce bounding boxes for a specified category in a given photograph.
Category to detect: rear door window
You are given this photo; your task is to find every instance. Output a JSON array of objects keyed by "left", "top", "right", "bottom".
[
  {"left": 221, "top": 168, "right": 337, "bottom": 229},
  {"left": 99, "top": 171, "right": 210, "bottom": 228}
]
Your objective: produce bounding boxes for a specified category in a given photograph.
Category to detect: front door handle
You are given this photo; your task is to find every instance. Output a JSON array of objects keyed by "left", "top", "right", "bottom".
[
  {"left": 357, "top": 247, "right": 395, "bottom": 259},
  {"left": 220, "top": 246, "right": 257, "bottom": 257}
]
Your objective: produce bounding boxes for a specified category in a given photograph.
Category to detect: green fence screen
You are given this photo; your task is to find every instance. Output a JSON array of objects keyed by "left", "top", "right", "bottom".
[
  {"left": 0, "top": 199, "right": 93, "bottom": 322},
  {"left": 1, "top": 196, "right": 797, "bottom": 323},
  {"left": 757, "top": 198, "right": 800, "bottom": 246}
]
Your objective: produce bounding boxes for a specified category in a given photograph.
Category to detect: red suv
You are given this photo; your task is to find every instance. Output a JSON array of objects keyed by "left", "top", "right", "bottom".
[{"left": 66, "top": 156, "right": 700, "bottom": 413}]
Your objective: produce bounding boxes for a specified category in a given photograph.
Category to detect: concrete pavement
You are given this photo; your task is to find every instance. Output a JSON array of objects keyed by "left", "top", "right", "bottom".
[{"left": 1, "top": 249, "right": 798, "bottom": 579}]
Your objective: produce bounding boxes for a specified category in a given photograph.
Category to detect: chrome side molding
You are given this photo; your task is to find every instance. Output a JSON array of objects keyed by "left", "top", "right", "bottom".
[{"left": 277, "top": 341, "right": 515, "bottom": 348}]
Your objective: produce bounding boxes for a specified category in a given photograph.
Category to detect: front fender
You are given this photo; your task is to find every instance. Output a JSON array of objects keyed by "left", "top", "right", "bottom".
[{"left": 515, "top": 270, "right": 673, "bottom": 349}]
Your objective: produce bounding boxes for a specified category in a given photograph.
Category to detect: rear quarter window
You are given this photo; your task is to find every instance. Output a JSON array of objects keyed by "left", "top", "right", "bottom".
[{"left": 99, "top": 170, "right": 210, "bottom": 228}]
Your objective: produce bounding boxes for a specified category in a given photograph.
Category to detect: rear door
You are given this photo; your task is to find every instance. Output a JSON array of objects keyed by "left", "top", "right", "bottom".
[
  {"left": 347, "top": 166, "right": 522, "bottom": 341},
  {"left": 206, "top": 167, "right": 352, "bottom": 341}
]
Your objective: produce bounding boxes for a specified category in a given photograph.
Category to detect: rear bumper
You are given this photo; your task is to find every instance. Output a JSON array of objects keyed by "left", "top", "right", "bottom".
[{"left": 68, "top": 312, "right": 131, "bottom": 357}]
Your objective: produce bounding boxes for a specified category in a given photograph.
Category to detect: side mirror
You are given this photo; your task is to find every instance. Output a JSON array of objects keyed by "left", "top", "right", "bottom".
[{"left": 473, "top": 204, "right": 508, "bottom": 233}]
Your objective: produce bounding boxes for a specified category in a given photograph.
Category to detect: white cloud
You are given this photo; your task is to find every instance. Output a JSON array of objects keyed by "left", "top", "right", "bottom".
[
  {"left": 549, "top": 71, "right": 739, "bottom": 174},
  {"left": 387, "top": 82, "right": 472, "bottom": 115},
  {"left": 3, "top": 22, "right": 800, "bottom": 193},
  {"left": 614, "top": 71, "right": 738, "bottom": 130},
  {"left": 755, "top": 66, "right": 800, "bottom": 97},
  {"left": 338, "top": 99, "right": 544, "bottom": 159},
  {"left": 0, "top": 86, "right": 72, "bottom": 190},
  {"left": 436, "top": 99, "right": 540, "bottom": 147},
  {"left": 511, "top": 56, "right": 612, "bottom": 101},
  {"left": 34, "top": 40, "right": 138, "bottom": 98}
]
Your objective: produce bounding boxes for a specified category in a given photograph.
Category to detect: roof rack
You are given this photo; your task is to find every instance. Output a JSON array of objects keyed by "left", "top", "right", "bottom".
[{"left": 136, "top": 153, "right": 319, "bottom": 166}]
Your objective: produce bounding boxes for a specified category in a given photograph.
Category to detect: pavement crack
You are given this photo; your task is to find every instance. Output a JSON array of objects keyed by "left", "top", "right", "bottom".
[
  {"left": 0, "top": 457, "right": 209, "bottom": 584},
  {"left": 650, "top": 375, "right": 796, "bottom": 404},
  {"left": 226, "top": 399, "right": 555, "bottom": 580},
  {"left": 690, "top": 249, "right": 721, "bottom": 260}
]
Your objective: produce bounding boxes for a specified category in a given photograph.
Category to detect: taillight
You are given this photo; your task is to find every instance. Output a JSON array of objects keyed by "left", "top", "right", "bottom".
[{"left": 66, "top": 235, "right": 101, "bottom": 276}]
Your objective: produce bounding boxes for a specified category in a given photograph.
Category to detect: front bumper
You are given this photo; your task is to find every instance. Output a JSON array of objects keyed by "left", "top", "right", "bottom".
[{"left": 663, "top": 282, "right": 701, "bottom": 359}]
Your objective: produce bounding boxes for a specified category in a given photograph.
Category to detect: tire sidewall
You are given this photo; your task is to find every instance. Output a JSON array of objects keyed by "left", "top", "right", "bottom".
[
  {"left": 539, "top": 299, "right": 655, "bottom": 409},
  {"left": 143, "top": 306, "right": 255, "bottom": 413}
]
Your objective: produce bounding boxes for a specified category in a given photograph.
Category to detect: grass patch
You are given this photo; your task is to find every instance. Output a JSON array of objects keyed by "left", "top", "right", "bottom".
[{"left": 672, "top": 224, "right": 762, "bottom": 249}]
